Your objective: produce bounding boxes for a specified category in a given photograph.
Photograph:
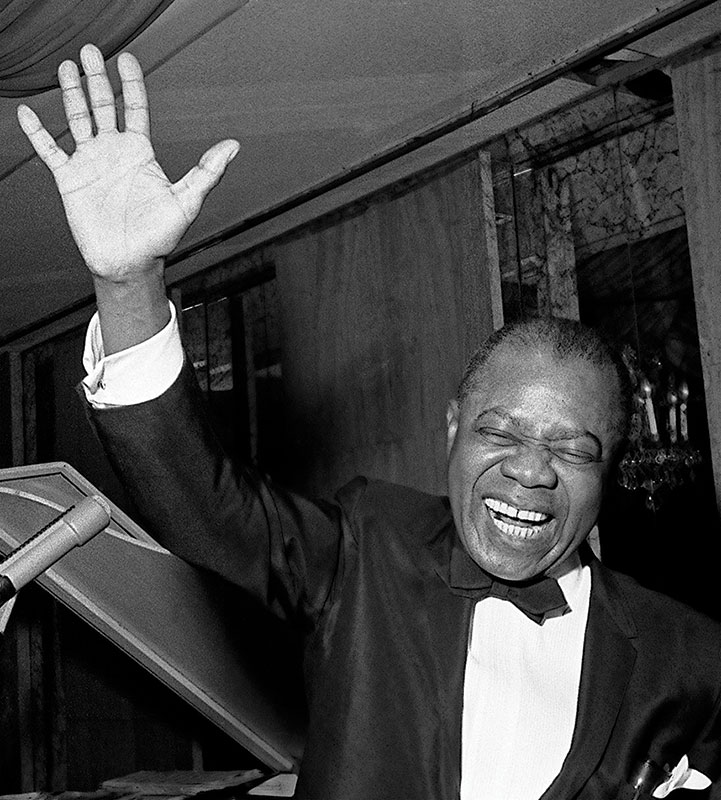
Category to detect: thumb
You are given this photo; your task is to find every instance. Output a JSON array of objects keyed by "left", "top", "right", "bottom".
[{"left": 172, "top": 138, "right": 240, "bottom": 220}]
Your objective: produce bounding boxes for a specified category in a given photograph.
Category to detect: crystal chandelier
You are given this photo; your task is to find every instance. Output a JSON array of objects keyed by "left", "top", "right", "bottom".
[{"left": 617, "top": 346, "right": 702, "bottom": 511}]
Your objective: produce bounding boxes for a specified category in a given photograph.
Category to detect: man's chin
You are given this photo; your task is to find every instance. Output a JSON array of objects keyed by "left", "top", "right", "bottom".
[
  {"left": 485, "top": 562, "right": 549, "bottom": 583},
  {"left": 464, "top": 522, "right": 556, "bottom": 582}
]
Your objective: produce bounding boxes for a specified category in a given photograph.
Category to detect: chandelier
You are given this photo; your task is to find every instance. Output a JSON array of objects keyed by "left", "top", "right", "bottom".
[{"left": 617, "top": 346, "right": 702, "bottom": 511}]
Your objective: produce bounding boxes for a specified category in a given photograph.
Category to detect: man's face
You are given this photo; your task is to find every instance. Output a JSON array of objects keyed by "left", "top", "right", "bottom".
[{"left": 446, "top": 345, "right": 622, "bottom": 581}]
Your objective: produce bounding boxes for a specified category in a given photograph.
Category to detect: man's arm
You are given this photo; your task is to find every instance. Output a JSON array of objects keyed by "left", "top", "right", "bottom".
[
  {"left": 87, "top": 359, "right": 351, "bottom": 624},
  {"left": 18, "top": 44, "right": 348, "bottom": 626},
  {"left": 17, "top": 43, "right": 239, "bottom": 354}
]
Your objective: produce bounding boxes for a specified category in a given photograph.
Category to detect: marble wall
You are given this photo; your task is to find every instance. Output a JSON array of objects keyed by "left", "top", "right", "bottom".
[
  {"left": 493, "top": 84, "right": 689, "bottom": 328},
  {"left": 506, "top": 86, "right": 685, "bottom": 261}
]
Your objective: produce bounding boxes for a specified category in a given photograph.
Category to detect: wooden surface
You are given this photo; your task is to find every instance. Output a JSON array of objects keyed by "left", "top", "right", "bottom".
[
  {"left": 100, "top": 769, "right": 263, "bottom": 795},
  {"left": 272, "top": 154, "right": 500, "bottom": 497},
  {"left": 0, "top": 463, "right": 304, "bottom": 774},
  {"left": 0, "top": 351, "right": 23, "bottom": 467},
  {"left": 672, "top": 46, "right": 721, "bottom": 515}
]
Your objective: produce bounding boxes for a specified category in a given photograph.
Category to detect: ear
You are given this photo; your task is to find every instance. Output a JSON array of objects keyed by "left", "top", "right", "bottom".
[{"left": 446, "top": 398, "right": 460, "bottom": 457}]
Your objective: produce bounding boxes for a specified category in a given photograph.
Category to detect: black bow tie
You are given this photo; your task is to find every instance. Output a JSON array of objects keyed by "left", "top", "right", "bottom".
[
  {"left": 475, "top": 575, "right": 568, "bottom": 624},
  {"left": 449, "top": 541, "right": 569, "bottom": 624}
]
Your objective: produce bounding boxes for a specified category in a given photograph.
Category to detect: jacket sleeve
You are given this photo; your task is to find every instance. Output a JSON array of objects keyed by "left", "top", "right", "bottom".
[
  {"left": 85, "top": 357, "right": 355, "bottom": 630},
  {"left": 688, "top": 672, "right": 721, "bottom": 799}
]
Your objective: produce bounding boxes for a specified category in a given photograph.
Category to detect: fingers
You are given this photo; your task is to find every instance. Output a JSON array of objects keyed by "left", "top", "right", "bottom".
[
  {"left": 172, "top": 140, "right": 240, "bottom": 219},
  {"left": 80, "top": 44, "right": 117, "bottom": 134},
  {"left": 117, "top": 52, "right": 150, "bottom": 138},
  {"left": 16, "top": 104, "right": 69, "bottom": 172},
  {"left": 59, "top": 58, "right": 92, "bottom": 144}
]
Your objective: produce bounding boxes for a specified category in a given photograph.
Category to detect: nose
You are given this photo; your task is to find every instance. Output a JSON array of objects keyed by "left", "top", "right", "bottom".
[{"left": 499, "top": 442, "right": 559, "bottom": 489}]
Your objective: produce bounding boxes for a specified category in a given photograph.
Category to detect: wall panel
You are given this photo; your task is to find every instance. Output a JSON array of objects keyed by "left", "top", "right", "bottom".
[
  {"left": 672, "top": 46, "right": 721, "bottom": 514},
  {"left": 272, "top": 154, "right": 499, "bottom": 496}
]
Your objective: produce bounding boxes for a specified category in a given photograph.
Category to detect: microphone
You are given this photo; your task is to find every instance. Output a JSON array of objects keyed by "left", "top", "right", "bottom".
[{"left": 0, "top": 495, "right": 112, "bottom": 606}]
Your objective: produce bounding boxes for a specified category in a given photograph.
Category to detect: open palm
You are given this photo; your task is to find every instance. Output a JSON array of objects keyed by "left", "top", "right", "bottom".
[
  {"left": 53, "top": 128, "right": 198, "bottom": 278},
  {"left": 17, "top": 44, "right": 238, "bottom": 283}
]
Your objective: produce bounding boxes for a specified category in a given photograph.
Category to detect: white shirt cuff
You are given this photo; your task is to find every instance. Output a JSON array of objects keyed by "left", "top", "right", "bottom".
[{"left": 82, "top": 301, "right": 184, "bottom": 408}]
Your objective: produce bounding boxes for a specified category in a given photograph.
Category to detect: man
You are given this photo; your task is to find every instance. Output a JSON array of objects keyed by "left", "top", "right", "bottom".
[{"left": 18, "top": 44, "right": 721, "bottom": 799}]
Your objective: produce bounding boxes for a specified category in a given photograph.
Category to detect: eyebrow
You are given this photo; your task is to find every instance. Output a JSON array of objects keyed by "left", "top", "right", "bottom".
[{"left": 474, "top": 408, "right": 604, "bottom": 450}]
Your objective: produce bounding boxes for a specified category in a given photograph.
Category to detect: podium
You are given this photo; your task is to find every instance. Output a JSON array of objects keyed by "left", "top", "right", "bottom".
[{"left": 0, "top": 461, "right": 305, "bottom": 777}]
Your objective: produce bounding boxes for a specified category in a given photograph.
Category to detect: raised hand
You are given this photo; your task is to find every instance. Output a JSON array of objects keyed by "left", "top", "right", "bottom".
[
  {"left": 17, "top": 43, "right": 239, "bottom": 352},
  {"left": 17, "top": 43, "right": 239, "bottom": 282}
]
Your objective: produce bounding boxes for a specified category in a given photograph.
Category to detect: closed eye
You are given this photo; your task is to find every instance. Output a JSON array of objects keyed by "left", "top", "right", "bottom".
[
  {"left": 552, "top": 447, "right": 600, "bottom": 465},
  {"left": 476, "top": 427, "right": 520, "bottom": 447},
  {"left": 476, "top": 426, "right": 602, "bottom": 465}
]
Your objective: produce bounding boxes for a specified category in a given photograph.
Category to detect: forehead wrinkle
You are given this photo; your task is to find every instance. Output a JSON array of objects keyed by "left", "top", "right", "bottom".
[{"left": 473, "top": 407, "right": 603, "bottom": 448}]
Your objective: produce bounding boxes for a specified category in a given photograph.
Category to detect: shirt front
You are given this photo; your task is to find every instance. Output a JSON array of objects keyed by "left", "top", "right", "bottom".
[{"left": 461, "top": 556, "right": 591, "bottom": 800}]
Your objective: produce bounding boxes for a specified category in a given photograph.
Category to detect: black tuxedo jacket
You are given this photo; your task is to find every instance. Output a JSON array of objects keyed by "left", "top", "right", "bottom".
[{"left": 88, "top": 362, "right": 721, "bottom": 800}]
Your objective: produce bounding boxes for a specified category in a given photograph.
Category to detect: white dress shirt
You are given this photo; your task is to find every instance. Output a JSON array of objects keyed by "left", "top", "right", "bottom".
[
  {"left": 461, "top": 556, "right": 590, "bottom": 800},
  {"left": 82, "top": 303, "right": 183, "bottom": 408},
  {"left": 82, "top": 305, "right": 592, "bottom": 799}
]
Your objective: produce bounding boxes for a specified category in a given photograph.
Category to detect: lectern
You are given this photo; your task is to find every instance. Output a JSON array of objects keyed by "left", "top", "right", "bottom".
[{"left": 0, "top": 461, "right": 306, "bottom": 780}]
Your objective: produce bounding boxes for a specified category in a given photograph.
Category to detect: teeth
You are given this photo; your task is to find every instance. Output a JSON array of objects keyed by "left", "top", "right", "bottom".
[
  {"left": 492, "top": 517, "right": 539, "bottom": 539},
  {"left": 484, "top": 497, "right": 549, "bottom": 523}
]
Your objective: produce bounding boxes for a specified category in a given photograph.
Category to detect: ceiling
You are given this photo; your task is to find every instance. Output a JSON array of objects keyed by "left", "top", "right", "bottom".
[{"left": 1, "top": 0, "right": 719, "bottom": 345}]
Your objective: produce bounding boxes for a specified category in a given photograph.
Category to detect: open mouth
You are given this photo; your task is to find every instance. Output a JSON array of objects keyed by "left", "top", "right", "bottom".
[{"left": 484, "top": 497, "right": 554, "bottom": 539}]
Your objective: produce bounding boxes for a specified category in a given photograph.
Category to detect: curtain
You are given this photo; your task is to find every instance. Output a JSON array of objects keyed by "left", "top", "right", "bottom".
[{"left": 0, "top": 0, "right": 177, "bottom": 97}]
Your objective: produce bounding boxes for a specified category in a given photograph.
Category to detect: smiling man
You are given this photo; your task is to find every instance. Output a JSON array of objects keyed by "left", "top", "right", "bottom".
[
  {"left": 446, "top": 321, "right": 630, "bottom": 584},
  {"left": 443, "top": 322, "right": 640, "bottom": 798},
  {"left": 19, "top": 44, "right": 721, "bottom": 800}
]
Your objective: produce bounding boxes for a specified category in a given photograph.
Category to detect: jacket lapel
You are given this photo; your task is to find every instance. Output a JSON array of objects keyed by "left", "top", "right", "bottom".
[
  {"left": 422, "top": 515, "right": 476, "bottom": 800},
  {"left": 541, "top": 558, "right": 638, "bottom": 799}
]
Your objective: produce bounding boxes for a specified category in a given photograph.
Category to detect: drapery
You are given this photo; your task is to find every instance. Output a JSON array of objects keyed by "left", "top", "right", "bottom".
[{"left": 0, "top": 0, "right": 177, "bottom": 97}]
